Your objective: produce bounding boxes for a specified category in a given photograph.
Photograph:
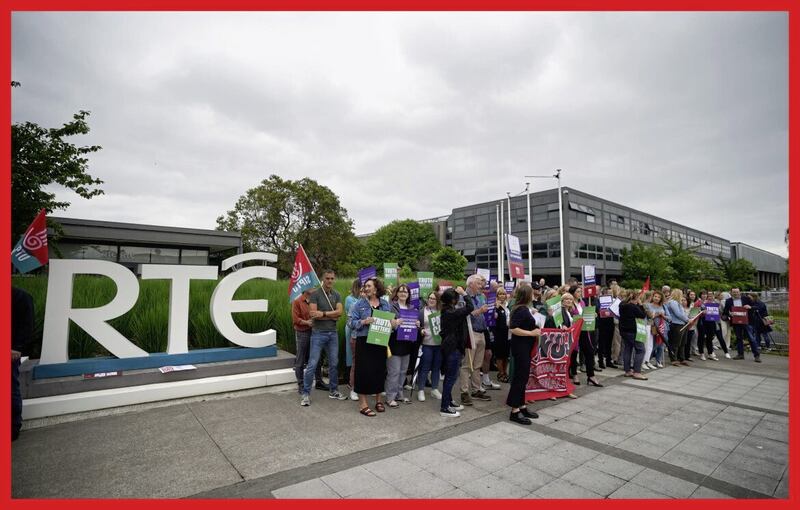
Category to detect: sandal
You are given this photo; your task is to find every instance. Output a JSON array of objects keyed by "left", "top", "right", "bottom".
[
  {"left": 567, "top": 393, "right": 578, "bottom": 399},
  {"left": 375, "top": 402, "right": 386, "bottom": 412},
  {"left": 632, "top": 373, "right": 649, "bottom": 380},
  {"left": 388, "top": 400, "right": 400, "bottom": 408},
  {"left": 360, "top": 407, "right": 376, "bottom": 417}
]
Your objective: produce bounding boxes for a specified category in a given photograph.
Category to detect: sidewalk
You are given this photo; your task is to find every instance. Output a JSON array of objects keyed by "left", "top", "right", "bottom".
[{"left": 11, "top": 354, "right": 788, "bottom": 499}]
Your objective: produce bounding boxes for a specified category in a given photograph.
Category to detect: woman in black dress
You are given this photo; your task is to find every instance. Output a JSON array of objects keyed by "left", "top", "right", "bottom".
[
  {"left": 492, "top": 287, "right": 511, "bottom": 383},
  {"left": 506, "top": 284, "right": 541, "bottom": 425}
]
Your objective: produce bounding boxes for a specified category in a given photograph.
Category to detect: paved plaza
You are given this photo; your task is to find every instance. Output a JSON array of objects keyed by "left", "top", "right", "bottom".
[{"left": 12, "top": 354, "right": 789, "bottom": 499}]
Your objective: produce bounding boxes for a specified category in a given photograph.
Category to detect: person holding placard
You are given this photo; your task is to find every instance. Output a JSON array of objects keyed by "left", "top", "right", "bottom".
[
  {"left": 596, "top": 288, "right": 618, "bottom": 369},
  {"left": 439, "top": 287, "right": 475, "bottom": 417},
  {"left": 665, "top": 289, "right": 690, "bottom": 366},
  {"left": 416, "top": 292, "right": 443, "bottom": 401},
  {"left": 722, "top": 288, "right": 760, "bottom": 362},
  {"left": 647, "top": 291, "right": 668, "bottom": 368},
  {"left": 344, "top": 278, "right": 363, "bottom": 400},
  {"left": 491, "top": 287, "right": 511, "bottom": 384},
  {"left": 640, "top": 291, "right": 655, "bottom": 370},
  {"left": 507, "top": 285, "right": 542, "bottom": 425},
  {"left": 568, "top": 286, "right": 600, "bottom": 386},
  {"left": 698, "top": 292, "right": 720, "bottom": 361},
  {"left": 460, "top": 275, "right": 491, "bottom": 406},
  {"left": 386, "top": 284, "right": 420, "bottom": 407},
  {"left": 619, "top": 289, "right": 649, "bottom": 380},
  {"left": 708, "top": 292, "right": 731, "bottom": 358},
  {"left": 348, "top": 278, "right": 398, "bottom": 416}
]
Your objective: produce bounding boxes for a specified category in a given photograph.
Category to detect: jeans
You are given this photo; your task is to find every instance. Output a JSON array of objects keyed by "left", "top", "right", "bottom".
[
  {"left": 294, "top": 330, "right": 322, "bottom": 387},
  {"left": 303, "top": 330, "right": 339, "bottom": 395},
  {"left": 652, "top": 342, "right": 665, "bottom": 364},
  {"left": 714, "top": 322, "right": 729, "bottom": 353},
  {"left": 698, "top": 322, "right": 716, "bottom": 355},
  {"left": 621, "top": 330, "right": 645, "bottom": 373},
  {"left": 416, "top": 345, "right": 442, "bottom": 391},
  {"left": 12, "top": 358, "right": 22, "bottom": 438},
  {"left": 344, "top": 326, "right": 354, "bottom": 367},
  {"left": 756, "top": 330, "right": 773, "bottom": 349},
  {"left": 385, "top": 354, "right": 410, "bottom": 402},
  {"left": 733, "top": 324, "right": 760, "bottom": 357},
  {"left": 441, "top": 350, "right": 462, "bottom": 411}
]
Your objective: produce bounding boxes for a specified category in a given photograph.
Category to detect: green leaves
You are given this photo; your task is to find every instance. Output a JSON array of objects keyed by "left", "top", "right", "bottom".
[
  {"left": 364, "top": 219, "right": 440, "bottom": 271},
  {"left": 430, "top": 247, "right": 468, "bottom": 280}
]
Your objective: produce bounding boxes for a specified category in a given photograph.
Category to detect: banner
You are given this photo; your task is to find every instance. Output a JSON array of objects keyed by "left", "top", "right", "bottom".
[
  {"left": 584, "top": 285, "right": 597, "bottom": 298},
  {"left": 703, "top": 303, "right": 720, "bottom": 321},
  {"left": 483, "top": 291, "right": 497, "bottom": 327},
  {"left": 730, "top": 306, "right": 749, "bottom": 325},
  {"left": 428, "top": 312, "right": 442, "bottom": 345},
  {"left": 582, "top": 306, "right": 597, "bottom": 332},
  {"left": 609, "top": 298, "right": 621, "bottom": 317},
  {"left": 505, "top": 234, "right": 526, "bottom": 279},
  {"left": 525, "top": 319, "right": 583, "bottom": 401},
  {"left": 417, "top": 272, "right": 434, "bottom": 299},
  {"left": 438, "top": 280, "right": 453, "bottom": 293},
  {"left": 476, "top": 268, "right": 491, "bottom": 281},
  {"left": 383, "top": 263, "right": 398, "bottom": 286},
  {"left": 397, "top": 308, "right": 419, "bottom": 341},
  {"left": 367, "top": 310, "right": 395, "bottom": 346},
  {"left": 288, "top": 244, "right": 321, "bottom": 303},
  {"left": 635, "top": 318, "right": 647, "bottom": 343},
  {"left": 407, "top": 282, "right": 421, "bottom": 309},
  {"left": 546, "top": 295, "right": 563, "bottom": 327},
  {"left": 598, "top": 295, "right": 614, "bottom": 318},
  {"left": 582, "top": 265, "right": 596, "bottom": 286},
  {"left": 11, "top": 208, "right": 49, "bottom": 274},
  {"left": 504, "top": 281, "right": 516, "bottom": 294},
  {"left": 358, "top": 266, "right": 377, "bottom": 285}
]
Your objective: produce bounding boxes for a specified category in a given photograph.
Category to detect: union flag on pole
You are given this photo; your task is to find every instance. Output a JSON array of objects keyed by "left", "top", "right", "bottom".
[
  {"left": 11, "top": 209, "right": 49, "bottom": 274},
  {"left": 288, "top": 244, "right": 321, "bottom": 303}
]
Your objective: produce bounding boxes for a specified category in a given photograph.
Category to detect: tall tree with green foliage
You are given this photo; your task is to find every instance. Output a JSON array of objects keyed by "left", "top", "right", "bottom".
[
  {"left": 365, "top": 219, "right": 440, "bottom": 270},
  {"left": 11, "top": 82, "right": 104, "bottom": 243},
  {"left": 713, "top": 255, "right": 756, "bottom": 285},
  {"left": 216, "top": 175, "right": 359, "bottom": 277},
  {"left": 430, "top": 247, "right": 468, "bottom": 280},
  {"left": 620, "top": 242, "right": 674, "bottom": 282}
]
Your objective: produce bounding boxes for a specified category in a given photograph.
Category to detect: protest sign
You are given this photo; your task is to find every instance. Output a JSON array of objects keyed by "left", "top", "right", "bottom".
[
  {"left": 525, "top": 319, "right": 582, "bottom": 401},
  {"left": 383, "top": 263, "right": 398, "bottom": 286},
  {"left": 582, "top": 265, "right": 596, "bottom": 286},
  {"left": 438, "top": 280, "right": 453, "bottom": 292},
  {"left": 635, "top": 319, "right": 648, "bottom": 343},
  {"left": 476, "top": 268, "right": 490, "bottom": 281},
  {"left": 505, "top": 234, "right": 526, "bottom": 279},
  {"left": 428, "top": 312, "right": 442, "bottom": 345},
  {"left": 417, "top": 272, "right": 434, "bottom": 298},
  {"left": 610, "top": 298, "right": 621, "bottom": 317},
  {"left": 582, "top": 306, "right": 597, "bottom": 332},
  {"left": 397, "top": 308, "right": 419, "bottom": 341},
  {"left": 358, "top": 266, "right": 377, "bottom": 285},
  {"left": 406, "top": 282, "right": 421, "bottom": 309},
  {"left": 598, "top": 295, "right": 614, "bottom": 318},
  {"left": 546, "top": 295, "right": 563, "bottom": 327},
  {"left": 730, "top": 306, "right": 749, "bottom": 325},
  {"left": 483, "top": 291, "right": 497, "bottom": 327},
  {"left": 367, "top": 310, "right": 395, "bottom": 346},
  {"left": 704, "top": 303, "right": 720, "bottom": 321},
  {"left": 689, "top": 307, "right": 702, "bottom": 321},
  {"left": 504, "top": 281, "right": 515, "bottom": 294}
]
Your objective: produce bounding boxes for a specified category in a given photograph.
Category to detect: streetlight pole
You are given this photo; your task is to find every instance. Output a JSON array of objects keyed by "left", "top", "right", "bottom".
[
  {"left": 524, "top": 169, "right": 565, "bottom": 285},
  {"left": 525, "top": 182, "right": 531, "bottom": 280},
  {"left": 506, "top": 192, "right": 512, "bottom": 281},
  {"left": 495, "top": 203, "right": 502, "bottom": 280}
]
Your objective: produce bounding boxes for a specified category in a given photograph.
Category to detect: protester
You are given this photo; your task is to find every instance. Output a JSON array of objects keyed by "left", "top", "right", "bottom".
[
  {"left": 507, "top": 285, "right": 541, "bottom": 425},
  {"left": 302, "top": 270, "right": 348, "bottom": 405},
  {"left": 292, "top": 289, "right": 323, "bottom": 395},
  {"left": 610, "top": 285, "right": 623, "bottom": 366},
  {"left": 348, "top": 278, "right": 397, "bottom": 416},
  {"left": 750, "top": 293, "right": 774, "bottom": 352},
  {"left": 544, "top": 293, "right": 579, "bottom": 399},
  {"left": 417, "top": 292, "right": 443, "bottom": 401},
  {"left": 386, "top": 284, "right": 419, "bottom": 407},
  {"left": 647, "top": 290, "right": 668, "bottom": 368},
  {"left": 722, "top": 288, "right": 761, "bottom": 362},
  {"left": 640, "top": 291, "right": 655, "bottom": 370},
  {"left": 460, "top": 275, "right": 491, "bottom": 406},
  {"left": 684, "top": 290, "right": 700, "bottom": 359},
  {"left": 439, "top": 287, "right": 475, "bottom": 417},
  {"left": 665, "top": 289, "right": 690, "bottom": 366},
  {"left": 596, "top": 287, "right": 617, "bottom": 369},
  {"left": 12, "top": 287, "right": 34, "bottom": 441},
  {"left": 698, "top": 292, "right": 718, "bottom": 361},
  {"left": 709, "top": 291, "right": 732, "bottom": 358},
  {"left": 491, "top": 287, "right": 511, "bottom": 383},
  {"left": 344, "top": 278, "right": 362, "bottom": 400},
  {"left": 717, "top": 289, "right": 733, "bottom": 350},
  {"left": 568, "top": 286, "right": 600, "bottom": 386},
  {"left": 619, "top": 289, "right": 649, "bottom": 380}
]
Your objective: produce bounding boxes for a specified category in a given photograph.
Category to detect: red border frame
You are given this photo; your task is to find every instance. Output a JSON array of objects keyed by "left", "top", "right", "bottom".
[{"left": 3, "top": 1, "right": 796, "bottom": 508}]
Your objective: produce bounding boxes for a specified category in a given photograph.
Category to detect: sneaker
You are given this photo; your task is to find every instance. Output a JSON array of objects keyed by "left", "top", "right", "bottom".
[
  {"left": 641, "top": 363, "right": 650, "bottom": 370},
  {"left": 692, "top": 348, "right": 700, "bottom": 356},
  {"left": 315, "top": 382, "right": 330, "bottom": 391},
  {"left": 402, "top": 397, "right": 412, "bottom": 404},
  {"left": 417, "top": 390, "right": 426, "bottom": 402},
  {"left": 431, "top": 389, "right": 442, "bottom": 400},
  {"left": 300, "top": 394, "right": 310, "bottom": 406},
  {"left": 645, "top": 362, "right": 655, "bottom": 370},
  {"left": 460, "top": 392, "right": 474, "bottom": 406},
  {"left": 350, "top": 390, "right": 358, "bottom": 401},
  {"left": 440, "top": 408, "right": 461, "bottom": 417},
  {"left": 329, "top": 391, "right": 347, "bottom": 400},
  {"left": 700, "top": 354, "right": 706, "bottom": 361},
  {"left": 482, "top": 381, "right": 501, "bottom": 390},
  {"left": 656, "top": 362, "right": 664, "bottom": 368},
  {"left": 403, "top": 384, "right": 413, "bottom": 391},
  {"left": 754, "top": 357, "right": 762, "bottom": 363},
  {"left": 733, "top": 354, "right": 745, "bottom": 360},
  {"left": 449, "top": 404, "right": 465, "bottom": 411},
  {"left": 724, "top": 352, "right": 731, "bottom": 359},
  {"left": 471, "top": 391, "right": 491, "bottom": 401},
  {"left": 709, "top": 354, "right": 718, "bottom": 361}
]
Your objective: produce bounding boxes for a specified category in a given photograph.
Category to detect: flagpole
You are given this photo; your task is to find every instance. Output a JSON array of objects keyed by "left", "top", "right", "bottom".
[{"left": 300, "top": 244, "right": 334, "bottom": 310}]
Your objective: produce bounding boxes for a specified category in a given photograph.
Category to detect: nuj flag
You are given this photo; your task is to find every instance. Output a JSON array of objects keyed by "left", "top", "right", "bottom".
[
  {"left": 288, "top": 244, "right": 321, "bottom": 303},
  {"left": 11, "top": 209, "right": 49, "bottom": 274}
]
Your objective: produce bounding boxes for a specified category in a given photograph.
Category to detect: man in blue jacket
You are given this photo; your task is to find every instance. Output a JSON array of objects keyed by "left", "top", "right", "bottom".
[{"left": 722, "top": 288, "right": 760, "bottom": 362}]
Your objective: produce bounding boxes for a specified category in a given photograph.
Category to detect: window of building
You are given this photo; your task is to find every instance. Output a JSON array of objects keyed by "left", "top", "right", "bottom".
[
  {"left": 59, "top": 243, "right": 118, "bottom": 261},
  {"left": 120, "top": 246, "right": 179, "bottom": 264},
  {"left": 181, "top": 249, "right": 209, "bottom": 265}
]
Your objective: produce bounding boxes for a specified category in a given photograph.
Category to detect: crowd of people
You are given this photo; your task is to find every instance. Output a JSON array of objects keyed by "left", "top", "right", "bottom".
[{"left": 291, "top": 271, "right": 776, "bottom": 425}]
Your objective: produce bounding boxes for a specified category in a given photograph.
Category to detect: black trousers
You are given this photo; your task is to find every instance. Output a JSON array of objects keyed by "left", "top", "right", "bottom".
[
  {"left": 698, "top": 322, "right": 716, "bottom": 355},
  {"left": 684, "top": 329, "right": 696, "bottom": 359},
  {"left": 569, "top": 331, "right": 595, "bottom": 379},
  {"left": 668, "top": 324, "right": 687, "bottom": 362},
  {"left": 597, "top": 318, "right": 615, "bottom": 363},
  {"left": 506, "top": 338, "right": 535, "bottom": 408}
]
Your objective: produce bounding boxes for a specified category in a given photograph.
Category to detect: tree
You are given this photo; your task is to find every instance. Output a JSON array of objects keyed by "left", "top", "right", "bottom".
[
  {"left": 660, "top": 238, "right": 708, "bottom": 281},
  {"left": 430, "top": 247, "right": 468, "bottom": 280},
  {"left": 713, "top": 255, "right": 756, "bottom": 285},
  {"left": 12, "top": 85, "right": 104, "bottom": 243},
  {"left": 620, "top": 242, "right": 674, "bottom": 283},
  {"left": 364, "top": 219, "right": 441, "bottom": 271},
  {"left": 216, "top": 175, "right": 359, "bottom": 277}
]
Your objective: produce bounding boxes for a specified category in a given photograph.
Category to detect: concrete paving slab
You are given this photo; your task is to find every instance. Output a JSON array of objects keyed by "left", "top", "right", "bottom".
[
  {"left": 272, "top": 478, "right": 340, "bottom": 499},
  {"left": 630, "top": 468, "right": 698, "bottom": 498},
  {"left": 578, "top": 427, "right": 629, "bottom": 446},
  {"left": 710, "top": 462, "right": 779, "bottom": 496},
  {"left": 689, "top": 486, "right": 734, "bottom": 499},
  {"left": 390, "top": 469, "right": 456, "bottom": 498},
  {"left": 427, "top": 457, "right": 489, "bottom": 488},
  {"left": 533, "top": 478, "right": 603, "bottom": 498},
  {"left": 460, "top": 473, "right": 529, "bottom": 498},
  {"left": 519, "top": 451, "right": 584, "bottom": 478},
  {"left": 659, "top": 449, "right": 721, "bottom": 476},
  {"left": 493, "top": 463, "right": 555, "bottom": 492},
  {"left": 608, "top": 482, "right": 672, "bottom": 499},
  {"left": 585, "top": 454, "right": 646, "bottom": 481},
  {"left": 563, "top": 465, "right": 627, "bottom": 496}
]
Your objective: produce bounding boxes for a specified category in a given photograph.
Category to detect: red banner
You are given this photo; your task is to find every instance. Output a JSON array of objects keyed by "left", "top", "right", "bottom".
[
  {"left": 525, "top": 319, "right": 583, "bottom": 401},
  {"left": 730, "top": 306, "right": 749, "bottom": 325}
]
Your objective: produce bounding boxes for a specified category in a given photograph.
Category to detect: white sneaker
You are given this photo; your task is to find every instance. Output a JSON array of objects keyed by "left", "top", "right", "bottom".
[
  {"left": 646, "top": 362, "right": 656, "bottom": 370},
  {"left": 656, "top": 362, "right": 664, "bottom": 368},
  {"left": 693, "top": 348, "right": 700, "bottom": 356},
  {"left": 449, "top": 404, "right": 465, "bottom": 411},
  {"left": 700, "top": 354, "right": 706, "bottom": 361},
  {"left": 300, "top": 394, "right": 310, "bottom": 406},
  {"left": 483, "top": 381, "right": 501, "bottom": 390},
  {"left": 350, "top": 390, "right": 358, "bottom": 401},
  {"left": 725, "top": 352, "right": 731, "bottom": 359},
  {"left": 641, "top": 363, "right": 650, "bottom": 370},
  {"left": 431, "top": 389, "right": 442, "bottom": 399},
  {"left": 417, "top": 390, "right": 426, "bottom": 402},
  {"left": 709, "top": 354, "right": 719, "bottom": 361},
  {"left": 440, "top": 408, "right": 461, "bottom": 417},
  {"left": 403, "top": 384, "right": 413, "bottom": 391}
]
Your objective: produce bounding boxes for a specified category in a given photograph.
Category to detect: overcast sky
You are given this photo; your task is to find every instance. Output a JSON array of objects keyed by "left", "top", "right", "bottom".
[{"left": 12, "top": 12, "right": 788, "bottom": 257}]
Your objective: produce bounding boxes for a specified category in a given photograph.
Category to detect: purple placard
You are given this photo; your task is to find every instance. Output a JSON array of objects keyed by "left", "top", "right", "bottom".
[
  {"left": 504, "top": 281, "right": 515, "bottom": 294},
  {"left": 704, "top": 303, "right": 720, "bottom": 321},
  {"left": 483, "top": 292, "right": 497, "bottom": 327},
  {"left": 406, "top": 282, "right": 420, "bottom": 309},
  {"left": 397, "top": 308, "right": 418, "bottom": 341},
  {"left": 358, "top": 266, "right": 377, "bottom": 285}
]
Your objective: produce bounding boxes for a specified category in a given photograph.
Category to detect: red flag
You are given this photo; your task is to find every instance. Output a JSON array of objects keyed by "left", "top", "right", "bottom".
[
  {"left": 642, "top": 276, "right": 651, "bottom": 292},
  {"left": 288, "top": 244, "right": 321, "bottom": 303},
  {"left": 12, "top": 209, "right": 49, "bottom": 273}
]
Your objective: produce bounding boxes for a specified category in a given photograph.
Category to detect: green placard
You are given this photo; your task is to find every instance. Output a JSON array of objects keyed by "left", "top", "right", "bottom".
[
  {"left": 547, "top": 295, "right": 563, "bottom": 328},
  {"left": 689, "top": 306, "right": 702, "bottom": 320},
  {"left": 428, "top": 311, "right": 442, "bottom": 345},
  {"left": 635, "top": 318, "right": 647, "bottom": 343},
  {"left": 582, "top": 306, "right": 597, "bottom": 332},
  {"left": 384, "top": 263, "right": 398, "bottom": 286},
  {"left": 367, "top": 310, "right": 395, "bottom": 346},
  {"left": 417, "top": 271, "right": 434, "bottom": 298}
]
